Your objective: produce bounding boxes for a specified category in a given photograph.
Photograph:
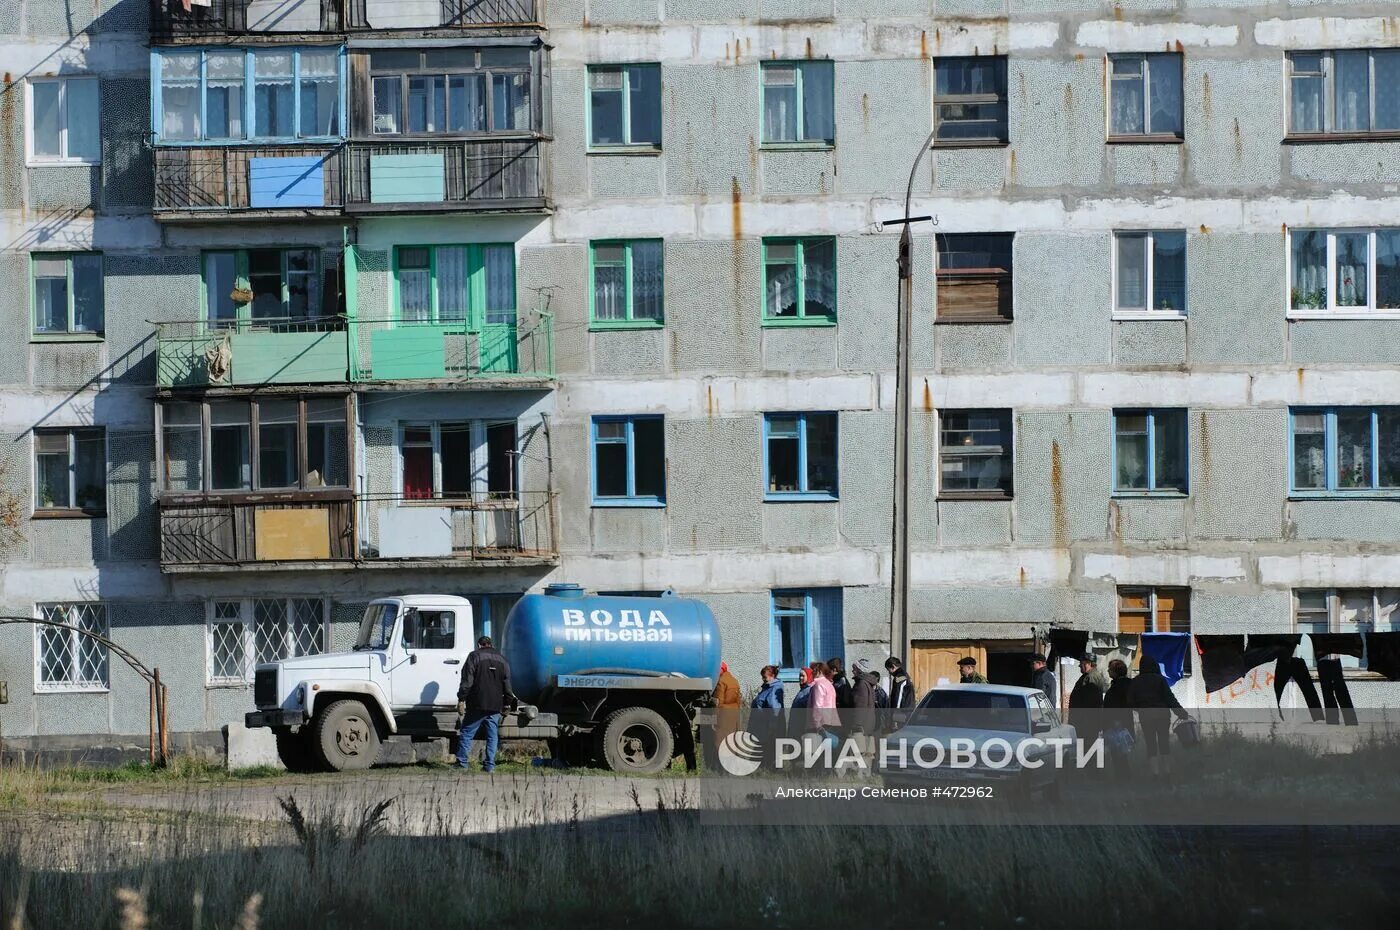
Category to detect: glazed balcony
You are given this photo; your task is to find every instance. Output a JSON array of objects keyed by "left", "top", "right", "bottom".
[
  {"left": 151, "top": 0, "right": 541, "bottom": 41},
  {"left": 350, "top": 309, "right": 554, "bottom": 385}
]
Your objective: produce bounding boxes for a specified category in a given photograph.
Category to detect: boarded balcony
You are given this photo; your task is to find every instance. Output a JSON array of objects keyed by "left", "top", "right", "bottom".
[
  {"left": 159, "top": 491, "right": 557, "bottom": 571},
  {"left": 344, "top": 139, "right": 548, "bottom": 213},
  {"left": 156, "top": 318, "right": 350, "bottom": 388},
  {"left": 150, "top": 0, "right": 541, "bottom": 39},
  {"left": 153, "top": 145, "right": 346, "bottom": 217},
  {"left": 351, "top": 309, "right": 553, "bottom": 384}
]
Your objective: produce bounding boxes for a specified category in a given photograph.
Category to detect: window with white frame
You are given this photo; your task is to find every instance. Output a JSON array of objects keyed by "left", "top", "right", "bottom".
[
  {"left": 1114, "top": 231, "right": 1186, "bottom": 316},
  {"left": 1289, "top": 228, "right": 1400, "bottom": 313},
  {"left": 761, "top": 60, "right": 835, "bottom": 146},
  {"left": 32, "top": 252, "right": 104, "bottom": 336},
  {"left": 1294, "top": 588, "right": 1400, "bottom": 671},
  {"left": 588, "top": 64, "right": 662, "bottom": 149},
  {"left": 1288, "top": 50, "right": 1400, "bottom": 137},
  {"left": 27, "top": 77, "right": 100, "bottom": 163},
  {"left": 399, "top": 420, "right": 517, "bottom": 501},
  {"left": 36, "top": 603, "right": 109, "bottom": 692},
  {"left": 154, "top": 46, "right": 343, "bottom": 143},
  {"left": 208, "top": 598, "right": 327, "bottom": 684},
  {"left": 34, "top": 428, "right": 106, "bottom": 514},
  {"left": 1289, "top": 407, "right": 1400, "bottom": 494},
  {"left": 1108, "top": 53, "right": 1183, "bottom": 139}
]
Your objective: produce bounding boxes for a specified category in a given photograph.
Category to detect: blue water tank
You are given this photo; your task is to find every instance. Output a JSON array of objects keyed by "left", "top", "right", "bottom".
[{"left": 501, "top": 585, "right": 722, "bottom": 704}]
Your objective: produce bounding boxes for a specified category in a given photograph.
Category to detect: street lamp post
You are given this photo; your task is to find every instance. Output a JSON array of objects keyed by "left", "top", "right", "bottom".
[{"left": 886, "top": 127, "right": 941, "bottom": 668}]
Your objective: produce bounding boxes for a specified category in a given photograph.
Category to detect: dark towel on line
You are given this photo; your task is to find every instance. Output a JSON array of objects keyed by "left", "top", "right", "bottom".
[
  {"left": 1196, "top": 635, "right": 1246, "bottom": 694},
  {"left": 1364, "top": 632, "right": 1400, "bottom": 681},
  {"left": 1247, "top": 634, "right": 1300, "bottom": 658},
  {"left": 1048, "top": 628, "right": 1089, "bottom": 667},
  {"left": 1308, "top": 633, "right": 1364, "bottom": 659},
  {"left": 1141, "top": 633, "right": 1191, "bottom": 686}
]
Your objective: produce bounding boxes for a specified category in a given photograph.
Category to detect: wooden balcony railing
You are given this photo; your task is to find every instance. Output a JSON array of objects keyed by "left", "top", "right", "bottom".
[{"left": 150, "top": 0, "right": 540, "bottom": 39}]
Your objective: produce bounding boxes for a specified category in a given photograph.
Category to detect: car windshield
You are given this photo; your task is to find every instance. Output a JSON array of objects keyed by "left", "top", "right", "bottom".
[
  {"left": 906, "top": 690, "right": 1029, "bottom": 733},
  {"left": 355, "top": 603, "right": 398, "bottom": 651}
]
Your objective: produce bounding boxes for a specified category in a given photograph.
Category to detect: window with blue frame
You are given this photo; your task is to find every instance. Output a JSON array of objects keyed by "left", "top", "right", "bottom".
[
  {"left": 764, "top": 413, "right": 838, "bottom": 500},
  {"left": 770, "top": 588, "right": 844, "bottom": 679},
  {"left": 592, "top": 416, "right": 666, "bottom": 505},
  {"left": 1113, "top": 409, "right": 1188, "bottom": 495},
  {"left": 1291, "top": 407, "right": 1400, "bottom": 494},
  {"left": 153, "top": 46, "right": 344, "bottom": 143}
]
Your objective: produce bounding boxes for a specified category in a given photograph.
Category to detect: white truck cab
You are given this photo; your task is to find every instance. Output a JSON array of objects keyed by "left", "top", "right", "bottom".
[{"left": 246, "top": 595, "right": 476, "bottom": 771}]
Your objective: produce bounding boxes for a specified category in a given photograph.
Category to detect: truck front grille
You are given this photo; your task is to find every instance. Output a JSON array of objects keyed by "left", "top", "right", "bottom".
[{"left": 254, "top": 668, "right": 278, "bottom": 709}]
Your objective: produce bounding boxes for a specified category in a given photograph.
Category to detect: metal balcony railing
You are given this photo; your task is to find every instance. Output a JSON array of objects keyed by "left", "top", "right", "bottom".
[
  {"left": 361, "top": 491, "right": 557, "bottom": 563},
  {"left": 350, "top": 308, "right": 554, "bottom": 382},
  {"left": 153, "top": 144, "right": 345, "bottom": 213},
  {"left": 155, "top": 316, "right": 349, "bottom": 387},
  {"left": 344, "top": 139, "right": 546, "bottom": 211},
  {"left": 150, "top": 0, "right": 540, "bottom": 38}
]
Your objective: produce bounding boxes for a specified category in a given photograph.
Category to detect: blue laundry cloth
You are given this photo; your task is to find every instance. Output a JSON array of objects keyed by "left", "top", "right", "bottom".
[{"left": 1141, "top": 632, "right": 1191, "bottom": 686}]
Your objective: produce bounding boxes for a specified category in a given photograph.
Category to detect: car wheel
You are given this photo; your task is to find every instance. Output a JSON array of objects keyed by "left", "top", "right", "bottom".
[
  {"left": 311, "top": 699, "right": 382, "bottom": 772},
  {"left": 598, "top": 707, "right": 674, "bottom": 775}
]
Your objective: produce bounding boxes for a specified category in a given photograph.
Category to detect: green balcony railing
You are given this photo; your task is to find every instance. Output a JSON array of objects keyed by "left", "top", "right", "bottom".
[{"left": 155, "top": 309, "right": 552, "bottom": 388}]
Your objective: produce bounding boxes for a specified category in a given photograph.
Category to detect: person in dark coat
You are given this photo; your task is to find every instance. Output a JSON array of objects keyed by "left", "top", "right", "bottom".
[
  {"left": 1102, "top": 658, "right": 1135, "bottom": 782},
  {"left": 884, "top": 657, "right": 917, "bottom": 710},
  {"left": 455, "top": 636, "right": 518, "bottom": 772},
  {"left": 1129, "top": 656, "right": 1191, "bottom": 777},
  {"left": 1029, "top": 653, "right": 1057, "bottom": 706},
  {"left": 1068, "top": 654, "right": 1107, "bottom": 742},
  {"left": 849, "top": 659, "right": 879, "bottom": 740},
  {"left": 828, "top": 657, "right": 854, "bottom": 710}
]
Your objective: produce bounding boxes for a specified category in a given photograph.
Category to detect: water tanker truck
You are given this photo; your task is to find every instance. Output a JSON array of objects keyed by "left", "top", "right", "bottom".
[{"left": 245, "top": 584, "right": 721, "bottom": 774}]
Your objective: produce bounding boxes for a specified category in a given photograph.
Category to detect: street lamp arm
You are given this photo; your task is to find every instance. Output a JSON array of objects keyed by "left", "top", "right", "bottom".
[{"left": 903, "top": 126, "right": 942, "bottom": 230}]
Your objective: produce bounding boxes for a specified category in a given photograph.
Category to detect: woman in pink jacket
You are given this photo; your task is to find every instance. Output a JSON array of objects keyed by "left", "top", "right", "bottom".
[{"left": 807, "top": 661, "right": 840, "bottom": 740}]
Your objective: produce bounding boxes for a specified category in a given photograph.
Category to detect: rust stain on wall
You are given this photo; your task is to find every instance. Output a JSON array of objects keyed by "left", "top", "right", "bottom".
[
  {"left": 1198, "top": 412, "right": 1211, "bottom": 475},
  {"left": 730, "top": 176, "right": 743, "bottom": 240},
  {"left": 861, "top": 92, "right": 870, "bottom": 131},
  {"left": 1050, "top": 441, "right": 1068, "bottom": 549},
  {"left": 1201, "top": 73, "right": 1212, "bottom": 122},
  {"left": 921, "top": 378, "right": 933, "bottom": 412},
  {"left": 1018, "top": 566, "right": 1027, "bottom": 587},
  {"left": 920, "top": 31, "right": 928, "bottom": 59},
  {"left": 1199, "top": 224, "right": 1211, "bottom": 234},
  {"left": 805, "top": 37, "right": 814, "bottom": 60}
]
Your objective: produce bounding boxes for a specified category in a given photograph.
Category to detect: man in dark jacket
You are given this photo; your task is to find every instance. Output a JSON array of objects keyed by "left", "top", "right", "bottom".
[
  {"left": 1030, "top": 653, "right": 1057, "bottom": 706},
  {"left": 828, "top": 657, "right": 854, "bottom": 709},
  {"left": 849, "top": 659, "right": 878, "bottom": 738},
  {"left": 1129, "top": 657, "right": 1190, "bottom": 778},
  {"left": 1068, "top": 654, "right": 1107, "bottom": 744},
  {"left": 884, "top": 657, "right": 916, "bottom": 711},
  {"left": 455, "top": 635, "right": 518, "bottom": 772}
]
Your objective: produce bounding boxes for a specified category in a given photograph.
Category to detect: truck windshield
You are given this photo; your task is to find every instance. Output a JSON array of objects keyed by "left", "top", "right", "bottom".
[
  {"left": 906, "top": 691, "right": 1029, "bottom": 733},
  {"left": 355, "top": 603, "right": 398, "bottom": 651}
]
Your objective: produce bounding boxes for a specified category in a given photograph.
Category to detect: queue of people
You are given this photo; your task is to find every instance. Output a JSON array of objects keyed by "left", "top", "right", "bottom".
[{"left": 1068, "top": 653, "right": 1194, "bottom": 780}]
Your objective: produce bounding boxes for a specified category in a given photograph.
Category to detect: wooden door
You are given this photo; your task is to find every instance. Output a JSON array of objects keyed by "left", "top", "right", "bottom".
[{"left": 910, "top": 641, "right": 988, "bottom": 697}]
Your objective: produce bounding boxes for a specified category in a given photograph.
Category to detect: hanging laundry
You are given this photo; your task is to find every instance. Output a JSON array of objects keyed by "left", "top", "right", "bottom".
[
  {"left": 1316, "top": 658, "right": 1358, "bottom": 726},
  {"left": 1272, "top": 656, "right": 1324, "bottom": 722},
  {"left": 1195, "top": 635, "right": 1246, "bottom": 694},
  {"left": 1048, "top": 628, "right": 1089, "bottom": 667},
  {"left": 1364, "top": 632, "right": 1400, "bottom": 681},
  {"left": 1141, "top": 632, "right": 1191, "bottom": 686},
  {"left": 1246, "top": 633, "right": 1300, "bottom": 658},
  {"left": 1308, "top": 632, "right": 1364, "bottom": 660}
]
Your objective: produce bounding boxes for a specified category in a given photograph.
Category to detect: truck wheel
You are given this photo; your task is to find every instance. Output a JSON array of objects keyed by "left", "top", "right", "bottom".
[
  {"left": 311, "top": 700, "right": 381, "bottom": 772},
  {"left": 598, "top": 707, "right": 674, "bottom": 775},
  {"left": 275, "top": 728, "right": 321, "bottom": 773}
]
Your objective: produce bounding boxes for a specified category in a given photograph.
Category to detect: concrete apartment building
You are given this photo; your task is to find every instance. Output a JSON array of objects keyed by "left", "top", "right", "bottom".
[{"left": 2, "top": 0, "right": 1400, "bottom": 755}]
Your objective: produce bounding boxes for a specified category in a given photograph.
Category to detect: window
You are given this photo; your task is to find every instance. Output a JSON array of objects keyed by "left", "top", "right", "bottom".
[
  {"left": 393, "top": 244, "right": 516, "bottom": 327},
  {"left": 399, "top": 420, "right": 516, "bottom": 501},
  {"left": 1288, "top": 50, "right": 1400, "bottom": 138},
  {"left": 33, "top": 428, "right": 105, "bottom": 515},
  {"left": 31, "top": 253, "right": 103, "bottom": 336},
  {"left": 761, "top": 61, "right": 835, "bottom": 146},
  {"left": 154, "top": 47, "right": 343, "bottom": 142},
  {"left": 1108, "top": 53, "right": 1183, "bottom": 140},
  {"left": 1288, "top": 228, "right": 1400, "bottom": 314},
  {"left": 590, "top": 240, "right": 664, "bottom": 327},
  {"left": 160, "top": 397, "right": 350, "bottom": 493},
  {"left": 208, "top": 598, "right": 327, "bottom": 685},
  {"left": 588, "top": 64, "right": 662, "bottom": 149},
  {"left": 938, "top": 410, "right": 1013, "bottom": 498},
  {"left": 1114, "top": 409, "right": 1188, "bottom": 495},
  {"left": 933, "top": 57, "right": 1008, "bottom": 144},
  {"left": 1117, "top": 587, "right": 1191, "bottom": 634},
  {"left": 764, "top": 413, "right": 838, "bottom": 500},
  {"left": 592, "top": 416, "right": 666, "bottom": 506},
  {"left": 1114, "top": 231, "right": 1186, "bottom": 316},
  {"left": 36, "top": 603, "right": 109, "bottom": 692},
  {"left": 204, "top": 248, "right": 327, "bottom": 326},
  {"left": 27, "top": 77, "right": 100, "bottom": 163},
  {"left": 403, "top": 609, "right": 457, "bottom": 650},
  {"left": 371, "top": 47, "right": 532, "bottom": 135},
  {"left": 762, "top": 238, "right": 837, "bottom": 324},
  {"left": 1290, "top": 407, "right": 1400, "bottom": 494},
  {"left": 770, "top": 588, "right": 844, "bottom": 679},
  {"left": 1294, "top": 589, "right": 1400, "bottom": 671},
  {"left": 936, "top": 233, "right": 1013, "bottom": 322}
]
